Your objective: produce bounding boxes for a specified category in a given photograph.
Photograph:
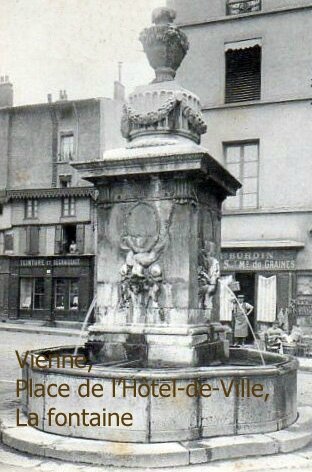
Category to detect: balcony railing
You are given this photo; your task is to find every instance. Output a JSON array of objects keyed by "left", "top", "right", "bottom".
[{"left": 226, "top": 0, "right": 261, "bottom": 15}]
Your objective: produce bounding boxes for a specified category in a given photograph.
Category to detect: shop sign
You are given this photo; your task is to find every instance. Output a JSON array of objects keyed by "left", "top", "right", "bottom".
[
  {"left": 20, "top": 258, "right": 81, "bottom": 267},
  {"left": 221, "top": 249, "right": 296, "bottom": 271}
]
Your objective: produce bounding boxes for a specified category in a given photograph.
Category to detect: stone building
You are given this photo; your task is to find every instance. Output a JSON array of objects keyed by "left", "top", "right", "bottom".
[
  {"left": 169, "top": 0, "right": 312, "bottom": 335},
  {"left": 0, "top": 80, "right": 124, "bottom": 323}
]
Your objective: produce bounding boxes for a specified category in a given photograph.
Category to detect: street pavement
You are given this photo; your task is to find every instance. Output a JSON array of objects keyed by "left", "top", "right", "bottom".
[{"left": 0, "top": 330, "right": 312, "bottom": 472}]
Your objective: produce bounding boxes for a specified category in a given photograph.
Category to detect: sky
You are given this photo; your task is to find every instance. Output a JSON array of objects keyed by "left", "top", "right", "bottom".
[{"left": 0, "top": 0, "right": 165, "bottom": 106}]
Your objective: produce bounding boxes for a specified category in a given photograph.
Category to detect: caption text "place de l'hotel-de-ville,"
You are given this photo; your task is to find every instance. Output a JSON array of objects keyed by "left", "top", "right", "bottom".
[{"left": 14, "top": 351, "right": 270, "bottom": 428}]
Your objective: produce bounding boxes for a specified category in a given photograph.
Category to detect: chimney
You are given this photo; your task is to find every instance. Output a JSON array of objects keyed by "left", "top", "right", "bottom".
[
  {"left": 0, "top": 75, "right": 13, "bottom": 108},
  {"left": 47, "top": 93, "right": 53, "bottom": 103},
  {"left": 114, "top": 81, "right": 125, "bottom": 101},
  {"left": 58, "top": 89, "right": 68, "bottom": 101},
  {"left": 113, "top": 62, "right": 125, "bottom": 101}
]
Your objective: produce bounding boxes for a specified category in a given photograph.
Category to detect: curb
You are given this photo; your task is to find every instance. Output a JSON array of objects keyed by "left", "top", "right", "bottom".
[
  {"left": 0, "top": 323, "right": 81, "bottom": 338},
  {"left": 1, "top": 407, "right": 312, "bottom": 468},
  {"left": 298, "top": 359, "right": 312, "bottom": 373}
]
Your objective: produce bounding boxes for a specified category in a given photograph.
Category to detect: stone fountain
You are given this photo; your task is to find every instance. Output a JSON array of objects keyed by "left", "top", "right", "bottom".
[
  {"left": 80, "top": 6, "right": 238, "bottom": 369},
  {"left": 8, "top": 7, "right": 304, "bottom": 468}
]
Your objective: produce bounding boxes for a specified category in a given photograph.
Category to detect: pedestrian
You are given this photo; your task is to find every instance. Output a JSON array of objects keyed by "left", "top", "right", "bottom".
[{"left": 233, "top": 295, "right": 253, "bottom": 346}]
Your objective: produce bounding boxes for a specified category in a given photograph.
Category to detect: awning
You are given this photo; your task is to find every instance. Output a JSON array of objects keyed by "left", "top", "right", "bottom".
[
  {"left": 222, "top": 240, "right": 304, "bottom": 249},
  {"left": 225, "top": 38, "right": 262, "bottom": 52}
]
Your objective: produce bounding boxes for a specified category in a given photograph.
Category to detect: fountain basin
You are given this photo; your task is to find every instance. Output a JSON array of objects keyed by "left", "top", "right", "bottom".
[{"left": 21, "top": 347, "right": 298, "bottom": 443}]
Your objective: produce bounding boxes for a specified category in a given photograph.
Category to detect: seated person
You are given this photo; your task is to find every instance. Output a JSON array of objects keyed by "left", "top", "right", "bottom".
[
  {"left": 266, "top": 322, "right": 287, "bottom": 352},
  {"left": 69, "top": 241, "right": 78, "bottom": 254},
  {"left": 286, "top": 325, "right": 303, "bottom": 344}
]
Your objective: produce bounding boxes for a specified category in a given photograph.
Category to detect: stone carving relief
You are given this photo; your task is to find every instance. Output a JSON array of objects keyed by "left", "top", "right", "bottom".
[
  {"left": 173, "top": 177, "right": 198, "bottom": 205},
  {"left": 198, "top": 241, "right": 220, "bottom": 312},
  {"left": 121, "top": 94, "right": 207, "bottom": 140},
  {"left": 118, "top": 202, "right": 173, "bottom": 322},
  {"left": 139, "top": 7, "right": 189, "bottom": 83}
]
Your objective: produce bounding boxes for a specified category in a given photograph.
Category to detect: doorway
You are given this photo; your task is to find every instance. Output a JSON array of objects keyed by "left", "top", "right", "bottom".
[{"left": 235, "top": 272, "right": 256, "bottom": 342}]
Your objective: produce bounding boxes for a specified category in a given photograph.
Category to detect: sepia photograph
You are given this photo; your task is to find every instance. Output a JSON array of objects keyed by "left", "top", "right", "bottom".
[{"left": 0, "top": 0, "right": 312, "bottom": 471}]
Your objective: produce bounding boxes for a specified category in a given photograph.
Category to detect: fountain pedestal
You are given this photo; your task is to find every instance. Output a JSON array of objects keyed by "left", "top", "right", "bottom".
[{"left": 74, "top": 139, "right": 239, "bottom": 366}]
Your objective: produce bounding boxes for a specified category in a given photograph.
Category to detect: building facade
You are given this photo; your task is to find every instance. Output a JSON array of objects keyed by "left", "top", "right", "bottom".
[
  {"left": 0, "top": 82, "right": 124, "bottom": 323},
  {"left": 169, "top": 0, "right": 312, "bottom": 335}
]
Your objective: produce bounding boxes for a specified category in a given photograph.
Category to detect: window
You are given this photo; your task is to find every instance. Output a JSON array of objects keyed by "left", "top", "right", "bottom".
[
  {"left": 25, "top": 226, "right": 40, "bottom": 255},
  {"left": 224, "top": 141, "right": 259, "bottom": 210},
  {"left": 33, "top": 278, "right": 45, "bottom": 309},
  {"left": 226, "top": 0, "right": 261, "bottom": 15},
  {"left": 59, "top": 175, "right": 72, "bottom": 188},
  {"left": 59, "top": 133, "right": 74, "bottom": 161},
  {"left": 54, "top": 279, "right": 66, "bottom": 310},
  {"left": 69, "top": 280, "right": 79, "bottom": 310},
  {"left": 0, "top": 203, "right": 3, "bottom": 215},
  {"left": 225, "top": 44, "right": 261, "bottom": 103},
  {"left": 25, "top": 199, "right": 38, "bottom": 219},
  {"left": 54, "top": 278, "right": 79, "bottom": 310},
  {"left": 62, "top": 197, "right": 75, "bottom": 217},
  {"left": 55, "top": 224, "right": 84, "bottom": 255},
  {"left": 20, "top": 278, "right": 45, "bottom": 310}
]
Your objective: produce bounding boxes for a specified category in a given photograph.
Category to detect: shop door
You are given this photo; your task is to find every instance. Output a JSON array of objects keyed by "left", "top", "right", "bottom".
[{"left": 235, "top": 272, "right": 256, "bottom": 341}]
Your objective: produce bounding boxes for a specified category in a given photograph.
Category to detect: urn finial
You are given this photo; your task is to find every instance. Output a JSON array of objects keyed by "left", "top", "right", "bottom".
[{"left": 139, "top": 7, "right": 189, "bottom": 83}]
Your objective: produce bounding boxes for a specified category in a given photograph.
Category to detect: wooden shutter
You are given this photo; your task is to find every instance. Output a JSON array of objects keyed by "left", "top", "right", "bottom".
[
  {"left": 276, "top": 273, "right": 292, "bottom": 313},
  {"left": 26, "top": 226, "right": 40, "bottom": 255},
  {"left": 256, "top": 275, "right": 277, "bottom": 322},
  {"left": 4, "top": 233, "right": 14, "bottom": 251},
  {"left": 225, "top": 46, "right": 261, "bottom": 103},
  {"left": 54, "top": 225, "right": 63, "bottom": 254},
  {"left": 76, "top": 224, "right": 85, "bottom": 254}
]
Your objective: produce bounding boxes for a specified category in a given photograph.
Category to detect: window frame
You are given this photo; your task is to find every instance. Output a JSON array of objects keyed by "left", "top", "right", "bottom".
[
  {"left": 24, "top": 199, "right": 38, "bottom": 219},
  {"left": 61, "top": 196, "right": 76, "bottom": 217},
  {"left": 54, "top": 278, "right": 79, "bottom": 311},
  {"left": 19, "top": 277, "right": 45, "bottom": 311},
  {"left": 58, "top": 132, "right": 74, "bottom": 162},
  {"left": 225, "top": 44, "right": 262, "bottom": 104},
  {"left": 223, "top": 140, "right": 260, "bottom": 211}
]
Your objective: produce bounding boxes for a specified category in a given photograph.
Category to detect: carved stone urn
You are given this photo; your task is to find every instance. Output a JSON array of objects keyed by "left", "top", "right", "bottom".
[{"left": 139, "top": 7, "right": 189, "bottom": 82}]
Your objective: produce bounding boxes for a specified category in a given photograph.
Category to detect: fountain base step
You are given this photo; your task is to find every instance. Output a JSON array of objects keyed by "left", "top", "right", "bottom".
[{"left": 1, "top": 407, "right": 312, "bottom": 468}]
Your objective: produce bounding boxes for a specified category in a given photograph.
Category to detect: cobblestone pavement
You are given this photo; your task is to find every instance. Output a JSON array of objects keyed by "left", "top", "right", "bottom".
[{"left": 0, "top": 330, "right": 312, "bottom": 472}]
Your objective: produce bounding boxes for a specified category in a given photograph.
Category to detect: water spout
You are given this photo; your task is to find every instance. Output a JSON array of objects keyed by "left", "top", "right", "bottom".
[{"left": 74, "top": 296, "right": 97, "bottom": 357}]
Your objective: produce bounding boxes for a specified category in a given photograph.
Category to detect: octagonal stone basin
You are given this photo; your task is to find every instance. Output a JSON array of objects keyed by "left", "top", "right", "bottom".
[{"left": 21, "top": 347, "right": 298, "bottom": 443}]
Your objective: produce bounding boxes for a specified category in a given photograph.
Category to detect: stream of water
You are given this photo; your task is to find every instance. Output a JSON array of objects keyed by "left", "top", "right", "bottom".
[{"left": 73, "top": 296, "right": 97, "bottom": 357}]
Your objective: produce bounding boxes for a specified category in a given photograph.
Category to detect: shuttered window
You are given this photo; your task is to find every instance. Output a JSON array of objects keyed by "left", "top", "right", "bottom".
[
  {"left": 4, "top": 233, "right": 14, "bottom": 252},
  {"left": 225, "top": 45, "right": 261, "bottom": 103},
  {"left": 26, "top": 226, "right": 40, "bottom": 255}
]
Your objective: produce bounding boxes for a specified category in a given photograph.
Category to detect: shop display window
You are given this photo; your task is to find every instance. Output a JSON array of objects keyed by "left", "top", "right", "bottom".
[
  {"left": 54, "top": 278, "right": 79, "bottom": 311},
  {"left": 54, "top": 279, "right": 66, "bottom": 310},
  {"left": 20, "top": 278, "right": 45, "bottom": 310}
]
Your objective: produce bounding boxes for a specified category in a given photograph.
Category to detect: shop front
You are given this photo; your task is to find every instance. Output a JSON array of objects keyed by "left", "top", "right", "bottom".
[
  {"left": 220, "top": 242, "right": 304, "bottom": 339},
  {"left": 8, "top": 256, "right": 94, "bottom": 322}
]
